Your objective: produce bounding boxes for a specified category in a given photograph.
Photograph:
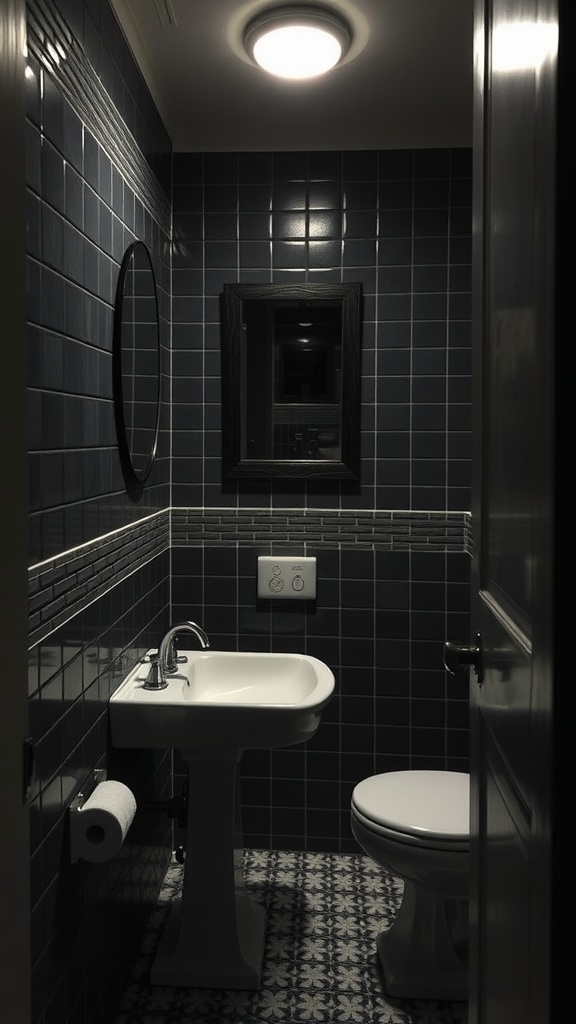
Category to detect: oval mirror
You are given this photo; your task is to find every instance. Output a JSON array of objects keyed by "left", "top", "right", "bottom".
[{"left": 113, "top": 241, "right": 161, "bottom": 489}]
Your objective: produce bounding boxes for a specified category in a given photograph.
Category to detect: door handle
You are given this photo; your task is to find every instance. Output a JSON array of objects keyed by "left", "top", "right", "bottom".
[{"left": 443, "top": 632, "right": 483, "bottom": 683}]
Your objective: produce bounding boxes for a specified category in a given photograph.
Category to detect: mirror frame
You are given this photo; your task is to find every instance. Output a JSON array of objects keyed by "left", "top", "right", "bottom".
[
  {"left": 113, "top": 240, "right": 161, "bottom": 491},
  {"left": 220, "top": 282, "right": 362, "bottom": 480}
]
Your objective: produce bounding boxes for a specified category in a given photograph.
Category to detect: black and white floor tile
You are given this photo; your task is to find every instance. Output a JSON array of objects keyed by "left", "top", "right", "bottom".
[{"left": 116, "top": 850, "right": 468, "bottom": 1024}]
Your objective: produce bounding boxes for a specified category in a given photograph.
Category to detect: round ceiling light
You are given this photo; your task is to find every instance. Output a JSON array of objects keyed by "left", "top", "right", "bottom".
[{"left": 243, "top": 5, "right": 352, "bottom": 80}]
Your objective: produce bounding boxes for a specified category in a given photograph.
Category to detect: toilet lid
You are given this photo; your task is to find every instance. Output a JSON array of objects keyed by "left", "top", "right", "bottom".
[{"left": 352, "top": 770, "right": 469, "bottom": 841}]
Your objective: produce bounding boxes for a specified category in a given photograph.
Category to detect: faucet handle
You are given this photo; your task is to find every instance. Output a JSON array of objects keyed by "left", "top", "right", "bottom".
[{"left": 143, "top": 652, "right": 168, "bottom": 691}]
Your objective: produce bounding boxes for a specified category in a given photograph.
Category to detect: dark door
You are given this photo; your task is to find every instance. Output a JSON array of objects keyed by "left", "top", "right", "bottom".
[{"left": 465, "top": 0, "right": 570, "bottom": 1020}]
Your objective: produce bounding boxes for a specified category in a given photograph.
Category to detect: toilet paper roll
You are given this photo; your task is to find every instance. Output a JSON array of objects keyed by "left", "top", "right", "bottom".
[{"left": 70, "top": 780, "right": 137, "bottom": 864}]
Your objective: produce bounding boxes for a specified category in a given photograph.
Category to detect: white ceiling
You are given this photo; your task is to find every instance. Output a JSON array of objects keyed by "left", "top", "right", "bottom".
[{"left": 110, "top": 0, "right": 474, "bottom": 153}]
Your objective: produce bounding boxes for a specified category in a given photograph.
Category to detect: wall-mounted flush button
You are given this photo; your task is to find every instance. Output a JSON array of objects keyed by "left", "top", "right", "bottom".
[{"left": 257, "top": 556, "right": 316, "bottom": 600}]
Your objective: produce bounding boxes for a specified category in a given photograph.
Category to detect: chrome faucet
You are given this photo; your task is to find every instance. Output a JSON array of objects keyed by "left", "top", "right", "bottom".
[{"left": 158, "top": 620, "right": 210, "bottom": 678}]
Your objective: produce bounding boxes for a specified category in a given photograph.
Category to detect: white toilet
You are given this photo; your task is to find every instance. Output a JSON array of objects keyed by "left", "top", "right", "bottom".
[{"left": 350, "top": 769, "right": 469, "bottom": 1001}]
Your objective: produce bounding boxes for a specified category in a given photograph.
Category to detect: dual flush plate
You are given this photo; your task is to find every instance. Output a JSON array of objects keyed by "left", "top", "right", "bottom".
[{"left": 257, "top": 556, "right": 316, "bottom": 600}]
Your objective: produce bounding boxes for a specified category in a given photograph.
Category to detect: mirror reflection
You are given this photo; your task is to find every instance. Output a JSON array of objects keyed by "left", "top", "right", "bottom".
[
  {"left": 221, "top": 283, "right": 362, "bottom": 480},
  {"left": 113, "top": 241, "right": 161, "bottom": 489},
  {"left": 246, "top": 299, "right": 342, "bottom": 461}
]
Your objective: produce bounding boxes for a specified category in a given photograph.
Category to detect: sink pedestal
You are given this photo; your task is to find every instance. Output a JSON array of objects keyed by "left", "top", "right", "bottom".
[
  {"left": 151, "top": 747, "right": 266, "bottom": 989},
  {"left": 108, "top": 648, "right": 335, "bottom": 987}
]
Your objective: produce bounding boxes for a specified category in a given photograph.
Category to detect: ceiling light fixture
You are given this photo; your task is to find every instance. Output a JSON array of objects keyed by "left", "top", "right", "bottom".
[{"left": 243, "top": 5, "right": 352, "bottom": 80}]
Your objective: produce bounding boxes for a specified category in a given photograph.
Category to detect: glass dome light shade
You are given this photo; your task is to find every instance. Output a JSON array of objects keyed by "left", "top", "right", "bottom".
[{"left": 244, "top": 5, "right": 351, "bottom": 80}]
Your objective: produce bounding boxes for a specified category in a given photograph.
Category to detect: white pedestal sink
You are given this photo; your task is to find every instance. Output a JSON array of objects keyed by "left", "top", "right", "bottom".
[{"left": 109, "top": 650, "right": 335, "bottom": 988}]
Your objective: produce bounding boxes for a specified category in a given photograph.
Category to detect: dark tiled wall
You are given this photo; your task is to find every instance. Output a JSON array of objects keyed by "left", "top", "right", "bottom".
[
  {"left": 28, "top": 555, "right": 171, "bottom": 1023},
  {"left": 25, "top": 2, "right": 172, "bottom": 1022},
  {"left": 170, "top": 148, "right": 472, "bottom": 852},
  {"left": 172, "top": 534, "right": 470, "bottom": 854},
  {"left": 171, "top": 147, "right": 472, "bottom": 511},
  {"left": 26, "top": 0, "right": 171, "bottom": 566}
]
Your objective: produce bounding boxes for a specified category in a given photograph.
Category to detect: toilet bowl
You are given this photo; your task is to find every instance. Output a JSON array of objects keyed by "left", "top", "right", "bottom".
[{"left": 351, "top": 770, "right": 469, "bottom": 1001}]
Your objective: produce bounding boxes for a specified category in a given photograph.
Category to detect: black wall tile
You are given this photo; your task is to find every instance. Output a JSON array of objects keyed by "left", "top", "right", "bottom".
[{"left": 26, "top": 2, "right": 172, "bottom": 1022}]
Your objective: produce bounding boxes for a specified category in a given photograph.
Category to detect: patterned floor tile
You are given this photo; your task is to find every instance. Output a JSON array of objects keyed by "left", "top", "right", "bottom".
[{"left": 115, "top": 850, "right": 468, "bottom": 1024}]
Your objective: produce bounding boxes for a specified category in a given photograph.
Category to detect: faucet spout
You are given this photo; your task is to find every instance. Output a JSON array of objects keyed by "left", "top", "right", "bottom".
[{"left": 158, "top": 620, "right": 211, "bottom": 678}]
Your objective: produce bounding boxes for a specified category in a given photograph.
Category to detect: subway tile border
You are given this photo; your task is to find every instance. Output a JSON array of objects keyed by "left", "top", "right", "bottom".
[
  {"left": 28, "top": 507, "right": 472, "bottom": 647},
  {"left": 28, "top": 509, "right": 170, "bottom": 648},
  {"left": 27, "top": 0, "right": 171, "bottom": 231},
  {"left": 171, "top": 507, "right": 473, "bottom": 552}
]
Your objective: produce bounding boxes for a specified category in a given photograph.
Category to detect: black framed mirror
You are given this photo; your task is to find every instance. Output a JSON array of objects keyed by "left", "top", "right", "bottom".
[
  {"left": 220, "top": 282, "right": 362, "bottom": 480},
  {"left": 113, "top": 241, "right": 161, "bottom": 490}
]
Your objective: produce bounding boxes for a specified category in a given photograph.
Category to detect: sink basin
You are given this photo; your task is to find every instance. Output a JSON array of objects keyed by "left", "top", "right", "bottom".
[{"left": 109, "top": 650, "right": 335, "bottom": 749}]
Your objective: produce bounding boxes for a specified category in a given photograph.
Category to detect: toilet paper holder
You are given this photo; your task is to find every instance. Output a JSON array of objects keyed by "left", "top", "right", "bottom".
[
  {"left": 69, "top": 769, "right": 108, "bottom": 864},
  {"left": 69, "top": 768, "right": 107, "bottom": 815},
  {"left": 69, "top": 769, "right": 137, "bottom": 864}
]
